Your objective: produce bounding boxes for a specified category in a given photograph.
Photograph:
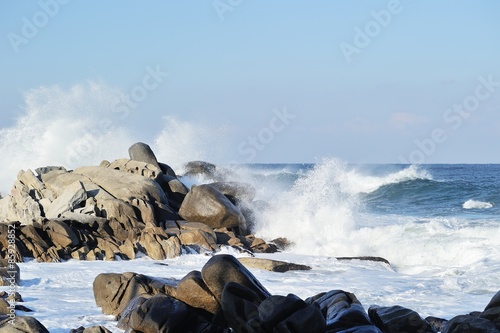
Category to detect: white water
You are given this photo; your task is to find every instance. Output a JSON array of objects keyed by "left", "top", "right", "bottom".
[{"left": 462, "top": 199, "right": 493, "bottom": 209}]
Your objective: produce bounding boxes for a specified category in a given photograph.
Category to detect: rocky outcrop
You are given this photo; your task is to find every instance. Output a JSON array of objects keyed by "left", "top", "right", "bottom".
[{"left": 0, "top": 143, "right": 282, "bottom": 263}]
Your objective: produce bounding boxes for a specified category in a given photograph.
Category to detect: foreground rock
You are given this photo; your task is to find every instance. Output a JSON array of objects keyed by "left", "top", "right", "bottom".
[
  {"left": 0, "top": 315, "right": 49, "bottom": 333},
  {"left": 92, "top": 254, "right": 500, "bottom": 333}
]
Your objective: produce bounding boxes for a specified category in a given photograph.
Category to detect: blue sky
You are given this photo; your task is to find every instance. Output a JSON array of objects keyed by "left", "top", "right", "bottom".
[{"left": 1, "top": 0, "right": 500, "bottom": 165}]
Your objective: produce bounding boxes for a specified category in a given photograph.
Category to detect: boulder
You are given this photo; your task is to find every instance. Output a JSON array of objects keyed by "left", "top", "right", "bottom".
[
  {"left": 306, "top": 290, "right": 375, "bottom": 332},
  {"left": 179, "top": 184, "right": 245, "bottom": 229},
  {"left": 238, "top": 257, "right": 311, "bottom": 273},
  {"left": 201, "top": 254, "right": 271, "bottom": 303},
  {"left": 93, "top": 272, "right": 178, "bottom": 317},
  {"left": 74, "top": 166, "right": 168, "bottom": 205},
  {"left": 480, "top": 290, "right": 500, "bottom": 322},
  {"left": 137, "top": 228, "right": 181, "bottom": 260},
  {"left": 45, "top": 181, "right": 87, "bottom": 218},
  {"left": 179, "top": 229, "right": 218, "bottom": 252},
  {"left": 128, "top": 142, "right": 161, "bottom": 170},
  {"left": 70, "top": 326, "right": 112, "bottom": 333},
  {"left": 176, "top": 270, "right": 220, "bottom": 314},
  {"left": 43, "top": 219, "right": 80, "bottom": 248},
  {"left": 0, "top": 260, "right": 20, "bottom": 286},
  {"left": 208, "top": 182, "right": 256, "bottom": 202},
  {"left": 368, "top": 305, "right": 434, "bottom": 333},
  {"left": 117, "top": 293, "right": 217, "bottom": 333},
  {"left": 442, "top": 314, "right": 498, "bottom": 333},
  {"left": 107, "top": 158, "right": 162, "bottom": 180},
  {"left": 0, "top": 316, "right": 49, "bottom": 333},
  {"left": 221, "top": 282, "right": 325, "bottom": 333}
]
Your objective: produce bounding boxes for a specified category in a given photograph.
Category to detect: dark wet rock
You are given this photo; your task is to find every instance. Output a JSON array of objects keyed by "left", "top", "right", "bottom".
[
  {"left": 117, "top": 293, "right": 219, "bottom": 333},
  {"left": 336, "top": 256, "right": 391, "bottom": 266},
  {"left": 368, "top": 305, "right": 435, "bottom": 333},
  {"left": 179, "top": 184, "right": 245, "bottom": 229},
  {"left": 221, "top": 282, "right": 325, "bottom": 333},
  {"left": 426, "top": 316, "right": 448, "bottom": 332},
  {"left": 442, "top": 314, "right": 498, "bottom": 333},
  {"left": 306, "top": 290, "right": 374, "bottom": 332},
  {"left": 480, "top": 290, "right": 500, "bottom": 323},
  {"left": 201, "top": 254, "right": 271, "bottom": 303}
]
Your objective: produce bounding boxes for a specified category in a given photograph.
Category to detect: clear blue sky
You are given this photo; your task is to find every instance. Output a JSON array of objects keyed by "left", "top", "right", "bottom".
[{"left": 1, "top": 0, "right": 500, "bottom": 166}]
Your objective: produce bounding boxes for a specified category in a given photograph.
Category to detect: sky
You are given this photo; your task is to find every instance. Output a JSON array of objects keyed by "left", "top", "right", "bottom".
[{"left": 1, "top": 0, "right": 500, "bottom": 169}]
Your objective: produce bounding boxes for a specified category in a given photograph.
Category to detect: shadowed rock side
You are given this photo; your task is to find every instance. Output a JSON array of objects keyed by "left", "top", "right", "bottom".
[
  {"left": 0, "top": 142, "right": 284, "bottom": 262},
  {"left": 92, "top": 254, "right": 500, "bottom": 333}
]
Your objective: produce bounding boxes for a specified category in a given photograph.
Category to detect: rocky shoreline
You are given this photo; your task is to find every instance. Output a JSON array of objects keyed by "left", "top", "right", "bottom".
[{"left": 0, "top": 142, "right": 499, "bottom": 332}]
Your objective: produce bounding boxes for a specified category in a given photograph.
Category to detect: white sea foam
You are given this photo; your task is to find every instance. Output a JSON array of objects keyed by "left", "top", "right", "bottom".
[
  {"left": 252, "top": 159, "right": 500, "bottom": 275},
  {"left": 462, "top": 199, "right": 493, "bottom": 209}
]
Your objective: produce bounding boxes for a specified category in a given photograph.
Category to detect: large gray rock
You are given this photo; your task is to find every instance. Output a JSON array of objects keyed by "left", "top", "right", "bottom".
[
  {"left": 179, "top": 184, "right": 245, "bottom": 229},
  {"left": 93, "top": 272, "right": 178, "bottom": 318},
  {"left": 45, "top": 181, "right": 87, "bottom": 218},
  {"left": 128, "top": 142, "right": 161, "bottom": 169},
  {"left": 74, "top": 166, "right": 168, "bottom": 205},
  {"left": 201, "top": 254, "right": 271, "bottom": 303}
]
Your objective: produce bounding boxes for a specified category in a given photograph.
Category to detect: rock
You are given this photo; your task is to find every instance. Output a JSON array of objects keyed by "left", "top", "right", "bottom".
[
  {"left": 221, "top": 282, "right": 326, "bottom": 333},
  {"left": 137, "top": 227, "right": 181, "bottom": 260},
  {"left": 442, "top": 314, "right": 498, "bottom": 333},
  {"left": 201, "top": 254, "right": 271, "bottom": 303},
  {"left": 117, "top": 293, "right": 217, "bottom": 333},
  {"left": 158, "top": 174, "right": 188, "bottom": 209},
  {"left": 74, "top": 166, "right": 168, "bottom": 205},
  {"left": 35, "top": 166, "right": 67, "bottom": 176},
  {"left": 93, "top": 272, "right": 178, "bottom": 317},
  {"left": 238, "top": 257, "right": 311, "bottom": 273},
  {"left": 183, "top": 161, "right": 218, "bottom": 178},
  {"left": 368, "top": 305, "right": 434, "bottom": 333},
  {"left": 40, "top": 169, "right": 89, "bottom": 197},
  {"left": 176, "top": 270, "right": 220, "bottom": 314},
  {"left": 70, "top": 326, "right": 112, "bottom": 333},
  {"left": 306, "top": 290, "right": 375, "bottom": 332},
  {"left": 0, "top": 260, "right": 20, "bottom": 286},
  {"left": 179, "top": 184, "right": 245, "bottom": 229},
  {"left": 45, "top": 181, "right": 87, "bottom": 218},
  {"left": 107, "top": 158, "right": 161, "bottom": 180},
  {"left": 179, "top": 229, "right": 218, "bottom": 252},
  {"left": 0, "top": 315, "right": 50, "bottom": 333},
  {"left": 43, "top": 219, "right": 80, "bottom": 248},
  {"left": 426, "top": 316, "right": 448, "bottom": 332},
  {"left": 8, "top": 180, "right": 43, "bottom": 224},
  {"left": 336, "top": 256, "right": 391, "bottom": 266},
  {"left": 208, "top": 182, "right": 256, "bottom": 202},
  {"left": 480, "top": 290, "right": 500, "bottom": 322},
  {"left": 128, "top": 142, "right": 161, "bottom": 170}
]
